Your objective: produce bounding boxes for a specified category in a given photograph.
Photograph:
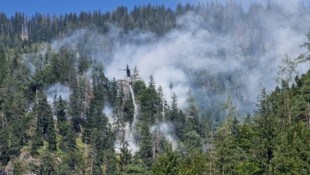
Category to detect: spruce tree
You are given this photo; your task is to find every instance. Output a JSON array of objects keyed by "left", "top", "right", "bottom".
[
  {"left": 33, "top": 92, "right": 57, "bottom": 151},
  {"left": 0, "top": 48, "right": 7, "bottom": 84},
  {"left": 139, "top": 121, "right": 153, "bottom": 168},
  {"left": 254, "top": 88, "right": 279, "bottom": 174},
  {"left": 120, "top": 140, "right": 132, "bottom": 170}
]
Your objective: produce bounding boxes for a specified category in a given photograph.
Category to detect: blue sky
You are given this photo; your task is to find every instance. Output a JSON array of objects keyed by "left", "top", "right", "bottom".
[
  {"left": 0, "top": 0, "right": 197, "bottom": 17},
  {"left": 0, "top": 0, "right": 308, "bottom": 17}
]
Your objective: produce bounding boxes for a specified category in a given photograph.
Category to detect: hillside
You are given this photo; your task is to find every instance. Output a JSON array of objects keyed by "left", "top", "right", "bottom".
[{"left": 0, "top": 2, "right": 310, "bottom": 175}]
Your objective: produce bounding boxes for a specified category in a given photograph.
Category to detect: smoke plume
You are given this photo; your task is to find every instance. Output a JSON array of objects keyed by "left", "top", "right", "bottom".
[{"left": 46, "top": 1, "right": 310, "bottom": 120}]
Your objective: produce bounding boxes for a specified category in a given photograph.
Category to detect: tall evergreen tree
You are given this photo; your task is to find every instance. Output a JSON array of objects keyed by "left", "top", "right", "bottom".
[
  {"left": 33, "top": 92, "right": 57, "bottom": 151},
  {"left": 0, "top": 48, "right": 7, "bottom": 84},
  {"left": 139, "top": 121, "right": 153, "bottom": 168},
  {"left": 254, "top": 88, "right": 279, "bottom": 174}
]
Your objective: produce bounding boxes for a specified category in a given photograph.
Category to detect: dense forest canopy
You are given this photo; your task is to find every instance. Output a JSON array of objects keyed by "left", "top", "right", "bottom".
[{"left": 0, "top": 2, "right": 310, "bottom": 174}]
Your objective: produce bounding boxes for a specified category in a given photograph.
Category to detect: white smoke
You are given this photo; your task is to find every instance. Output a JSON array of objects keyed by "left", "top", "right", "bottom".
[
  {"left": 45, "top": 83, "right": 72, "bottom": 105},
  {"left": 103, "top": 105, "right": 114, "bottom": 125},
  {"left": 43, "top": 1, "right": 310, "bottom": 117},
  {"left": 151, "top": 122, "right": 178, "bottom": 149}
]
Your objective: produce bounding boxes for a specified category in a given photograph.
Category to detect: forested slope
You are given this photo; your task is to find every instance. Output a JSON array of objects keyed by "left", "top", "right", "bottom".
[{"left": 0, "top": 2, "right": 310, "bottom": 175}]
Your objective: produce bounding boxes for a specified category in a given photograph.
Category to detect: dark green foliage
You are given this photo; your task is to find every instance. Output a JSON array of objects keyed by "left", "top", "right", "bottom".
[
  {"left": 138, "top": 77, "right": 161, "bottom": 124},
  {"left": 273, "top": 122, "right": 310, "bottom": 174},
  {"left": 152, "top": 149, "right": 207, "bottom": 175},
  {"left": 78, "top": 55, "right": 91, "bottom": 75},
  {"left": 69, "top": 77, "right": 83, "bottom": 133},
  {"left": 56, "top": 96, "right": 70, "bottom": 138},
  {"left": 13, "top": 159, "right": 26, "bottom": 175},
  {"left": 123, "top": 95, "right": 134, "bottom": 124},
  {"left": 39, "top": 152, "right": 58, "bottom": 175},
  {"left": 92, "top": 64, "right": 108, "bottom": 107},
  {"left": 105, "top": 149, "right": 119, "bottom": 175},
  {"left": 59, "top": 124, "right": 77, "bottom": 152},
  {"left": 120, "top": 140, "right": 132, "bottom": 170},
  {"left": 83, "top": 98, "right": 111, "bottom": 145},
  {"left": 0, "top": 129, "right": 9, "bottom": 165},
  {"left": 139, "top": 122, "right": 153, "bottom": 168},
  {"left": 174, "top": 110, "right": 186, "bottom": 141},
  {"left": 133, "top": 80, "right": 147, "bottom": 97},
  {"left": 213, "top": 117, "right": 240, "bottom": 174},
  {"left": 107, "top": 78, "right": 118, "bottom": 107},
  {"left": 50, "top": 48, "right": 77, "bottom": 84},
  {"left": 169, "top": 93, "right": 179, "bottom": 122},
  {"left": 56, "top": 96, "right": 66, "bottom": 123},
  {"left": 178, "top": 151, "right": 207, "bottom": 175},
  {"left": 152, "top": 149, "right": 180, "bottom": 175},
  {"left": 61, "top": 151, "right": 85, "bottom": 173},
  {"left": 31, "top": 131, "right": 43, "bottom": 155},
  {"left": 0, "top": 4, "right": 310, "bottom": 175},
  {"left": 253, "top": 88, "right": 279, "bottom": 174},
  {"left": 0, "top": 48, "right": 7, "bottom": 84},
  {"left": 33, "top": 92, "right": 57, "bottom": 151},
  {"left": 121, "top": 162, "right": 151, "bottom": 175}
]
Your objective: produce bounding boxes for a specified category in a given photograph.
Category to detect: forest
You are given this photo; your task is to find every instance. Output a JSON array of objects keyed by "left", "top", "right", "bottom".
[{"left": 0, "top": 2, "right": 310, "bottom": 175}]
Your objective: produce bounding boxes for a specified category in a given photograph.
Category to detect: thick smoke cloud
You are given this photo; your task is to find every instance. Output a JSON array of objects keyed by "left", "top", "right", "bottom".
[{"left": 48, "top": 1, "right": 310, "bottom": 120}]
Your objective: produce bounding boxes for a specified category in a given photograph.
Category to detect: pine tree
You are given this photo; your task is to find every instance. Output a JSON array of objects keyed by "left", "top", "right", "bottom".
[
  {"left": 33, "top": 92, "right": 57, "bottom": 151},
  {"left": 139, "top": 121, "right": 153, "bottom": 167},
  {"left": 56, "top": 95, "right": 67, "bottom": 136},
  {"left": 92, "top": 63, "right": 108, "bottom": 107},
  {"left": 139, "top": 78, "right": 161, "bottom": 124},
  {"left": 59, "top": 124, "right": 76, "bottom": 152},
  {"left": 178, "top": 151, "right": 207, "bottom": 175},
  {"left": 114, "top": 85, "right": 125, "bottom": 133},
  {"left": 186, "top": 90, "right": 200, "bottom": 128},
  {"left": 183, "top": 90, "right": 203, "bottom": 148},
  {"left": 254, "top": 88, "right": 279, "bottom": 174},
  {"left": 105, "top": 149, "right": 119, "bottom": 175},
  {"left": 123, "top": 94, "right": 134, "bottom": 124},
  {"left": 133, "top": 80, "right": 146, "bottom": 97},
  {"left": 77, "top": 55, "right": 91, "bottom": 75},
  {"left": 273, "top": 122, "right": 310, "bottom": 174},
  {"left": 0, "top": 48, "right": 7, "bottom": 84},
  {"left": 0, "top": 128, "right": 9, "bottom": 165},
  {"left": 148, "top": 75, "right": 155, "bottom": 89},
  {"left": 108, "top": 78, "right": 118, "bottom": 107},
  {"left": 213, "top": 116, "right": 238, "bottom": 175},
  {"left": 56, "top": 96, "right": 66, "bottom": 122},
  {"left": 169, "top": 93, "right": 178, "bottom": 122},
  {"left": 152, "top": 149, "right": 180, "bottom": 175},
  {"left": 120, "top": 140, "right": 132, "bottom": 170},
  {"left": 70, "top": 85, "right": 82, "bottom": 133}
]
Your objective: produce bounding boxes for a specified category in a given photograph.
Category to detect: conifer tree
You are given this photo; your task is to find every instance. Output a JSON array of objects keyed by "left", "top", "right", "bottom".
[
  {"left": 56, "top": 95, "right": 68, "bottom": 136},
  {"left": 139, "top": 121, "right": 153, "bottom": 167},
  {"left": 254, "top": 88, "right": 279, "bottom": 174},
  {"left": 59, "top": 125, "right": 76, "bottom": 152},
  {"left": 120, "top": 140, "right": 132, "bottom": 170},
  {"left": 0, "top": 48, "right": 7, "bottom": 84},
  {"left": 0, "top": 128, "right": 9, "bottom": 165},
  {"left": 33, "top": 92, "right": 57, "bottom": 151},
  {"left": 152, "top": 148, "right": 180, "bottom": 175}
]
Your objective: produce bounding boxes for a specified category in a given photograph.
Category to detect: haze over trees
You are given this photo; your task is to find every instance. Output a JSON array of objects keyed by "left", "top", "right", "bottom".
[{"left": 0, "top": 2, "right": 310, "bottom": 174}]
